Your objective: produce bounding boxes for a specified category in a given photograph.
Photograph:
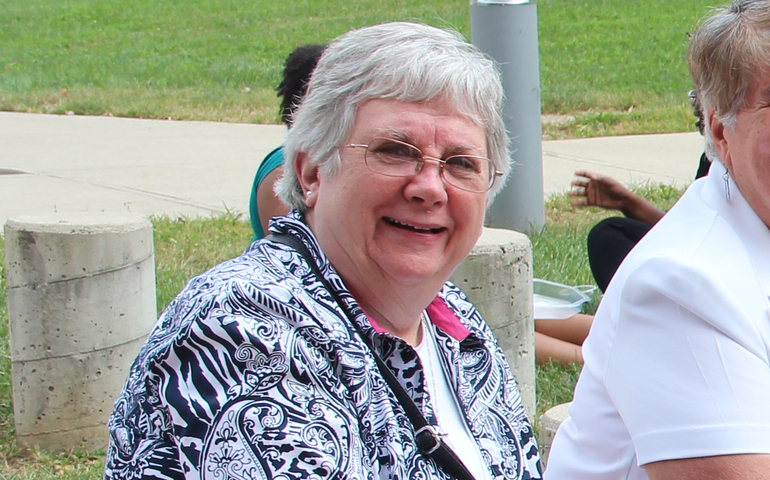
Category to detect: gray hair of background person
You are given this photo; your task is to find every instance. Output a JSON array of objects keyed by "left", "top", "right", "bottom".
[
  {"left": 688, "top": 0, "right": 770, "bottom": 160},
  {"left": 276, "top": 22, "right": 510, "bottom": 211}
]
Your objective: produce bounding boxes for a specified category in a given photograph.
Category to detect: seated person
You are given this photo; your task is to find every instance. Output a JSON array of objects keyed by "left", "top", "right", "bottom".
[
  {"left": 546, "top": 1, "right": 770, "bottom": 477},
  {"left": 106, "top": 22, "right": 542, "bottom": 480},
  {"left": 249, "top": 43, "right": 325, "bottom": 240},
  {"left": 570, "top": 90, "right": 710, "bottom": 292},
  {"left": 254, "top": 39, "right": 589, "bottom": 368},
  {"left": 553, "top": 95, "right": 711, "bottom": 365},
  {"left": 569, "top": 170, "right": 667, "bottom": 292},
  {"left": 534, "top": 312, "right": 592, "bottom": 365}
]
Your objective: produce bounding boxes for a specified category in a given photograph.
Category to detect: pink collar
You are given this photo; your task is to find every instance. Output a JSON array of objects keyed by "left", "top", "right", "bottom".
[{"left": 366, "top": 295, "right": 471, "bottom": 342}]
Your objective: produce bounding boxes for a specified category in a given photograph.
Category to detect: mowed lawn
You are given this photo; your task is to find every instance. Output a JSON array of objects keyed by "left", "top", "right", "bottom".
[{"left": 1, "top": 0, "right": 721, "bottom": 137}]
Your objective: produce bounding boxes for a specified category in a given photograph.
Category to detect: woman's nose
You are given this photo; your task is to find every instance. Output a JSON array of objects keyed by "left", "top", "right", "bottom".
[{"left": 405, "top": 157, "right": 449, "bottom": 204}]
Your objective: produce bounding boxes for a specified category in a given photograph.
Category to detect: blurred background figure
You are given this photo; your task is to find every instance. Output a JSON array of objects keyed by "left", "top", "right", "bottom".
[
  {"left": 249, "top": 43, "right": 326, "bottom": 240},
  {"left": 570, "top": 89, "right": 710, "bottom": 292}
]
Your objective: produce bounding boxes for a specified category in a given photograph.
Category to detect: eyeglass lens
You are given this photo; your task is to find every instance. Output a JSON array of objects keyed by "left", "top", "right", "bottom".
[{"left": 363, "top": 138, "right": 493, "bottom": 192}]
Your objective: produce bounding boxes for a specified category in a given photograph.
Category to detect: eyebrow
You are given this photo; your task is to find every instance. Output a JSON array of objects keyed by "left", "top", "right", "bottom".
[
  {"left": 374, "top": 129, "right": 485, "bottom": 156},
  {"left": 378, "top": 129, "right": 415, "bottom": 144}
]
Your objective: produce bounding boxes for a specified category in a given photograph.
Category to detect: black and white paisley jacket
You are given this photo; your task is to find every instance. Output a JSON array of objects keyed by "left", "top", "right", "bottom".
[{"left": 105, "top": 211, "right": 542, "bottom": 480}]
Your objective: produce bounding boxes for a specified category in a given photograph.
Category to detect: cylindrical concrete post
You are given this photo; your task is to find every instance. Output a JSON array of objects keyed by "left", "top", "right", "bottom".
[
  {"left": 4, "top": 213, "right": 157, "bottom": 451},
  {"left": 538, "top": 402, "right": 571, "bottom": 469},
  {"left": 450, "top": 227, "right": 535, "bottom": 420},
  {"left": 471, "top": 0, "right": 546, "bottom": 234}
]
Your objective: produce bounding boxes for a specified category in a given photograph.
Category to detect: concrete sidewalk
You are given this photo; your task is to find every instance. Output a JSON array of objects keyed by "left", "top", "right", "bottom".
[{"left": 0, "top": 111, "right": 705, "bottom": 226}]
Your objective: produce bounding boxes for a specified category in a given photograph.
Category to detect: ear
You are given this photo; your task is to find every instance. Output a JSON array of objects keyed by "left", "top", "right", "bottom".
[
  {"left": 294, "top": 151, "right": 321, "bottom": 208},
  {"left": 707, "top": 106, "right": 733, "bottom": 170}
]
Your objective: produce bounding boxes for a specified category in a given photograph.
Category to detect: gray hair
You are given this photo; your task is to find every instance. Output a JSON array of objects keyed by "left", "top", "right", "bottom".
[
  {"left": 276, "top": 22, "right": 510, "bottom": 210},
  {"left": 688, "top": 0, "right": 770, "bottom": 160}
]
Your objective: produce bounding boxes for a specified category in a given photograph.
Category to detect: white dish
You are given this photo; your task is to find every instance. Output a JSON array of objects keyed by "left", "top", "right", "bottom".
[{"left": 533, "top": 278, "right": 596, "bottom": 320}]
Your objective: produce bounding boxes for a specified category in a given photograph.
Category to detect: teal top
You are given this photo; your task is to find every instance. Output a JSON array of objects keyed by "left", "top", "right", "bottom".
[{"left": 249, "top": 146, "right": 285, "bottom": 241}]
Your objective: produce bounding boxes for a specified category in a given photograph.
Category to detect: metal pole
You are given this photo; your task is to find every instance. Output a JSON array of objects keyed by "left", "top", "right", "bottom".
[{"left": 471, "top": 0, "right": 545, "bottom": 234}]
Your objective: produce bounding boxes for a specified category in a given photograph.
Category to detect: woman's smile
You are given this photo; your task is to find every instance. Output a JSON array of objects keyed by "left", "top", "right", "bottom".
[
  {"left": 304, "top": 98, "right": 487, "bottom": 289},
  {"left": 383, "top": 216, "right": 447, "bottom": 234}
]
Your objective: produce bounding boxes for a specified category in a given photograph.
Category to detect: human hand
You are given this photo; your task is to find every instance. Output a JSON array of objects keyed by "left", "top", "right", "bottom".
[{"left": 569, "top": 170, "right": 634, "bottom": 212}]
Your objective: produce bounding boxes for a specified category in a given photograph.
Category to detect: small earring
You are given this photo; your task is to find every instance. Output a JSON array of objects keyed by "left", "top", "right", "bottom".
[
  {"left": 723, "top": 171, "right": 731, "bottom": 201},
  {"left": 306, "top": 191, "right": 312, "bottom": 196}
]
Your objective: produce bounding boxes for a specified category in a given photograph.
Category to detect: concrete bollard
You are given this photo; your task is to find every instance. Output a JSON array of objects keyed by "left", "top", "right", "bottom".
[
  {"left": 4, "top": 213, "right": 157, "bottom": 451},
  {"left": 538, "top": 402, "right": 571, "bottom": 469},
  {"left": 451, "top": 227, "right": 536, "bottom": 420}
]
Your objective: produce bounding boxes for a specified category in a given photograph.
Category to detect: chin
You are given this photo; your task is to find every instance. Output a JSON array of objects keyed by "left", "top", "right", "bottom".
[{"left": 382, "top": 261, "right": 451, "bottom": 286}]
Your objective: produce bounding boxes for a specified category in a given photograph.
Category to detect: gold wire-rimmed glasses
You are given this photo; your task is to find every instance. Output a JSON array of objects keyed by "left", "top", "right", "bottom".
[{"left": 343, "top": 137, "right": 503, "bottom": 193}]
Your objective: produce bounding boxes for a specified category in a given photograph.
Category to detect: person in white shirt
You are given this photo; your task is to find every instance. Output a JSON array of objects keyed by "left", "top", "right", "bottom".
[{"left": 545, "top": 1, "right": 770, "bottom": 479}]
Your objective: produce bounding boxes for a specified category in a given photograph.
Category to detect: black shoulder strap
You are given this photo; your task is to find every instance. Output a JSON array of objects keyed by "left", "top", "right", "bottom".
[{"left": 267, "top": 233, "right": 477, "bottom": 480}]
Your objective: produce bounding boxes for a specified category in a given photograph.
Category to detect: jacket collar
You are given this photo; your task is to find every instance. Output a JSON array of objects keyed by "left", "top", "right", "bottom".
[{"left": 270, "top": 211, "right": 472, "bottom": 342}]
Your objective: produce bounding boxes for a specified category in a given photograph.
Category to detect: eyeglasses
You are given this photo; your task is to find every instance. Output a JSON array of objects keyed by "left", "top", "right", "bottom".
[{"left": 343, "top": 137, "right": 503, "bottom": 193}]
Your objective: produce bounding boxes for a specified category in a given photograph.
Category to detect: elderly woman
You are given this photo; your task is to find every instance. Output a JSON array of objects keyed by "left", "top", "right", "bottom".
[
  {"left": 106, "top": 22, "right": 542, "bottom": 480},
  {"left": 546, "top": 1, "right": 770, "bottom": 479}
]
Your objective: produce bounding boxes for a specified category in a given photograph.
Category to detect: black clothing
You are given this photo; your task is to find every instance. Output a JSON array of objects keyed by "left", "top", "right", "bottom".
[{"left": 587, "top": 155, "right": 711, "bottom": 292}]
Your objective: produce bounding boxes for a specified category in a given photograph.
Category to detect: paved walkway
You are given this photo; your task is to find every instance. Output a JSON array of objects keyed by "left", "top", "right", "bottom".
[{"left": 0, "top": 112, "right": 705, "bottom": 226}]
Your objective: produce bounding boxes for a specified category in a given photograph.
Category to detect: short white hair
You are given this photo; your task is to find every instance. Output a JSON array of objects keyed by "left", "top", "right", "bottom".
[{"left": 276, "top": 22, "right": 510, "bottom": 210}]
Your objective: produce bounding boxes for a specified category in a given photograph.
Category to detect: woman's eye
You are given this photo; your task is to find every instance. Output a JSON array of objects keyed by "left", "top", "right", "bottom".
[
  {"left": 375, "top": 142, "right": 420, "bottom": 159},
  {"left": 446, "top": 156, "right": 480, "bottom": 172}
]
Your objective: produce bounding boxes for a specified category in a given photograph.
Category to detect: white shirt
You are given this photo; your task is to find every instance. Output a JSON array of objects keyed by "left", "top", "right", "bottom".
[
  {"left": 545, "top": 160, "right": 770, "bottom": 480},
  {"left": 416, "top": 316, "right": 494, "bottom": 480}
]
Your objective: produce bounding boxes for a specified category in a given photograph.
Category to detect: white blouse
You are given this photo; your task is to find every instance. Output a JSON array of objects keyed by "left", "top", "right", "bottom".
[{"left": 416, "top": 314, "right": 495, "bottom": 480}]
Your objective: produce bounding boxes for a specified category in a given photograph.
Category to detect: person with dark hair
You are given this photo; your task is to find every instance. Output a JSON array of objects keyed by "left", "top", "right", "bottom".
[
  {"left": 249, "top": 44, "right": 326, "bottom": 240},
  {"left": 546, "top": 1, "right": 770, "bottom": 477},
  {"left": 569, "top": 89, "right": 710, "bottom": 293},
  {"left": 276, "top": 43, "right": 326, "bottom": 126}
]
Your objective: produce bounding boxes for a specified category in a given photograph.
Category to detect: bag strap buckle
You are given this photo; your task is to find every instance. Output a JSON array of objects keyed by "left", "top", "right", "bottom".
[{"left": 415, "top": 425, "right": 443, "bottom": 455}]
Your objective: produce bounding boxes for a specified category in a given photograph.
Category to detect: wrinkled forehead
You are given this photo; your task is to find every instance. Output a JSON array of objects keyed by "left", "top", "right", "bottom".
[
  {"left": 349, "top": 98, "right": 487, "bottom": 151},
  {"left": 352, "top": 97, "right": 486, "bottom": 139}
]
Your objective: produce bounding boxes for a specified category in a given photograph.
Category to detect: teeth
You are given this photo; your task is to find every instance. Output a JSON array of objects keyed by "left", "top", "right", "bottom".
[
  {"left": 394, "top": 219, "right": 430, "bottom": 231},
  {"left": 386, "top": 217, "right": 441, "bottom": 233}
]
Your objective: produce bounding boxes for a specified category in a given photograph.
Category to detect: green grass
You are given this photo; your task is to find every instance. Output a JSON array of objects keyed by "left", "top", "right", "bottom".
[
  {"left": 537, "top": 0, "right": 717, "bottom": 138},
  {"left": 1, "top": 0, "right": 722, "bottom": 135},
  {"left": 0, "top": 238, "right": 10, "bottom": 442},
  {"left": 0, "top": 185, "right": 684, "bottom": 477},
  {"left": 536, "top": 361, "right": 583, "bottom": 418},
  {"left": 152, "top": 213, "right": 253, "bottom": 312}
]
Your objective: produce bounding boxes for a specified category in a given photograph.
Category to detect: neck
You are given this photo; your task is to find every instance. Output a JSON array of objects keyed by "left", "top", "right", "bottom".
[
  {"left": 355, "top": 294, "right": 426, "bottom": 346},
  {"left": 304, "top": 211, "right": 442, "bottom": 346},
  {"left": 339, "top": 263, "right": 447, "bottom": 346}
]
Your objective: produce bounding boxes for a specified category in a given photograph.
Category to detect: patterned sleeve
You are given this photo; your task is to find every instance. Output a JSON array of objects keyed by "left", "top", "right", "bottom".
[
  {"left": 105, "top": 287, "right": 201, "bottom": 480},
  {"left": 107, "top": 269, "right": 376, "bottom": 480},
  {"left": 105, "top": 401, "right": 185, "bottom": 480}
]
